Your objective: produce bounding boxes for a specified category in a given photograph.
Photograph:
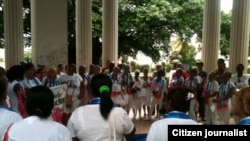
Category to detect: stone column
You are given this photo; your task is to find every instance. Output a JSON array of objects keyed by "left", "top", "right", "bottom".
[
  {"left": 3, "top": 0, "right": 23, "bottom": 69},
  {"left": 31, "top": 0, "right": 68, "bottom": 68},
  {"left": 76, "top": 0, "right": 92, "bottom": 69},
  {"left": 229, "top": 0, "right": 250, "bottom": 74},
  {"left": 201, "top": 0, "right": 221, "bottom": 72},
  {"left": 102, "top": 0, "right": 118, "bottom": 67}
]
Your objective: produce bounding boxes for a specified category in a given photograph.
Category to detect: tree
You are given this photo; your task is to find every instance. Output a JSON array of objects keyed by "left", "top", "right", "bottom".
[
  {"left": 0, "top": 0, "right": 205, "bottom": 65},
  {"left": 220, "top": 11, "right": 231, "bottom": 58},
  {"left": 117, "top": 0, "right": 204, "bottom": 63},
  {"left": 169, "top": 37, "right": 197, "bottom": 67}
]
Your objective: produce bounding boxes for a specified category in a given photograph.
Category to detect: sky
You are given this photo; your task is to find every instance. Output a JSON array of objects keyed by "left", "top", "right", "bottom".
[{"left": 221, "top": 0, "right": 233, "bottom": 13}]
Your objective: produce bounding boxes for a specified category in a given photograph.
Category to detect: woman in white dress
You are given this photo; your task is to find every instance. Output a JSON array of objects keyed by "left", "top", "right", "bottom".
[
  {"left": 132, "top": 70, "right": 145, "bottom": 119},
  {"left": 203, "top": 71, "right": 219, "bottom": 125},
  {"left": 3, "top": 86, "right": 71, "bottom": 141},
  {"left": 6, "top": 65, "right": 26, "bottom": 118},
  {"left": 0, "top": 74, "right": 22, "bottom": 139},
  {"left": 58, "top": 64, "right": 84, "bottom": 125},
  {"left": 148, "top": 70, "right": 167, "bottom": 119},
  {"left": 21, "top": 63, "right": 42, "bottom": 94},
  {"left": 141, "top": 68, "right": 152, "bottom": 117},
  {"left": 67, "top": 74, "right": 136, "bottom": 141},
  {"left": 110, "top": 67, "right": 127, "bottom": 107}
]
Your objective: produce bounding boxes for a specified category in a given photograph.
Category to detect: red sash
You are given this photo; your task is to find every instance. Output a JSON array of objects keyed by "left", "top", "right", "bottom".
[
  {"left": 3, "top": 124, "right": 12, "bottom": 141},
  {"left": 17, "top": 89, "right": 26, "bottom": 118},
  {"left": 127, "top": 90, "right": 133, "bottom": 95},
  {"left": 3, "top": 100, "right": 8, "bottom": 107},
  {"left": 202, "top": 86, "right": 209, "bottom": 105},
  {"left": 217, "top": 101, "right": 228, "bottom": 110},
  {"left": 154, "top": 92, "right": 161, "bottom": 99},
  {"left": 111, "top": 91, "right": 122, "bottom": 97}
]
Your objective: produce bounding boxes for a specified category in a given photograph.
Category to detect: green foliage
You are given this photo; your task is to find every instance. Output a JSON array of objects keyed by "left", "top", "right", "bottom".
[
  {"left": 118, "top": 0, "right": 204, "bottom": 62},
  {"left": 24, "top": 52, "right": 32, "bottom": 63},
  {"left": 165, "top": 64, "right": 174, "bottom": 73},
  {"left": 137, "top": 64, "right": 150, "bottom": 72},
  {"left": 0, "top": 0, "right": 205, "bottom": 65},
  {"left": 220, "top": 11, "right": 232, "bottom": 58},
  {"left": 171, "top": 40, "right": 196, "bottom": 67},
  {"left": 247, "top": 67, "right": 250, "bottom": 74}
]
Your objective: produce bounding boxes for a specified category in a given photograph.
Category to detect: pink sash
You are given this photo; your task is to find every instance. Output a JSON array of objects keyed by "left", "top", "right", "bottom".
[
  {"left": 17, "top": 89, "right": 26, "bottom": 118},
  {"left": 3, "top": 124, "right": 12, "bottom": 141}
]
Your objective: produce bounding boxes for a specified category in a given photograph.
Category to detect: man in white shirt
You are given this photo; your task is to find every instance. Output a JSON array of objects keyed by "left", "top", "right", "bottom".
[
  {"left": 146, "top": 87, "right": 199, "bottom": 141},
  {"left": 231, "top": 64, "right": 249, "bottom": 123}
]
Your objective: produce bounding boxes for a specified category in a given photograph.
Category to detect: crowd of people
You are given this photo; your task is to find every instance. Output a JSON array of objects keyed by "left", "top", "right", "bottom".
[{"left": 0, "top": 58, "right": 250, "bottom": 141}]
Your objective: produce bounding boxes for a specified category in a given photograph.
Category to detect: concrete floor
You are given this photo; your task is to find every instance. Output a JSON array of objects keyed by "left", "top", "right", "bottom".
[{"left": 128, "top": 110, "right": 236, "bottom": 134}]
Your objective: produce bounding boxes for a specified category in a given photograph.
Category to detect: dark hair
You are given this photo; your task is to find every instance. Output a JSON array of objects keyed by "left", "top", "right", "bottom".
[
  {"left": 6, "top": 65, "right": 24, "bottom": 82},
  {"left": 236, "top": 64, "right": 244, "bottom": 70},
  {"left": 218, "top": 58, "right": 225, "bottom": 63},
  {"left": 26, "top": 86, "right": 54, "bottom": 118},
  {"left": 91, "top": 74, "right": 113, "bottom": 120},
  {"left": 69, "top": 63, "right": 76, "bottom": 68},
  {"left": 0, "top": 66, "right": 6, "bottom": 75},
  {"left": 176, "top": 68, "right": 183, "bottom": 73},
  {"left": 24, "top": 63, "right": 35, "bottom": 71},
  {"left": 0, "top": 74, "right": 7, "bottom": 98},
  {"left": 196, "top": 62, "right": 203, "bottom": 66},
  {"left": 57, "top": 64, "right": 63, "bottom": 68},
  {"left": 79, "top": 65, "right": 86, "bottom": 69},
  {"left": 167, "top": 87, "right": 192, "bottom": 113}
]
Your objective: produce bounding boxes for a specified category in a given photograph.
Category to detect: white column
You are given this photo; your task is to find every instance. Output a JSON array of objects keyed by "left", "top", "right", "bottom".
[
  {"left": 102, "top": 0, "right": 118, "bottom": 67},
  {"left": 3, "top": 0, "right": 23, "bottom": 69},
  {"left": 76, "top": 0, "right": 92, "bottom": 69},
  {"left": 31, "top": 0, "right": 68, "bottom": 68},
  {"left": 201, "top": 0, "right": 221, "bottom": 72},
  {"left": 229, "top": 0, "right": 250, "bottom": 74}
]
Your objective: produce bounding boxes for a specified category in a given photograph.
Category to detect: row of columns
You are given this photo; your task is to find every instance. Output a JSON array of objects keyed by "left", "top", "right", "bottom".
[
  {"left": 202, "top": 0, "right": 221, "bottom": 73},
  {"left": 4, "top": 0, "right": 118, "bottom": 69},
  {"left": 202, "top": 0, "right": 250, "bottom": 73},
  {"left": 229, "top": 0, "right": 250, "bottom": 73},
  {"left": 3, "top": 0, "right": 23, "bottom": 69},
  {"left": 76, "top": 0, "right": 92, "bottom": 69},
  {"left": 3, "top": 0, "right": 250, "bottom": 73}
]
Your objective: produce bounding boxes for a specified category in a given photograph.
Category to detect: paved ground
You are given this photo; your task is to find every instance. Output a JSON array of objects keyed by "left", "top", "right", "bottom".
[{"left": 128, "top": 110, "right": 236, "bottom": 134}]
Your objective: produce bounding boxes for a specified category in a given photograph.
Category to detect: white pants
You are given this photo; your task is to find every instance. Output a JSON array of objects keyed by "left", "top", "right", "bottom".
[
  {"left": 205, "top": 104, "right": 217, "bottom": 125},
  {"left": 230, "top": 94, "right": 240, "bottom": 123},
  {"left": 143, "top": 88, "right": 152, "bottom": 106},
  {"left": 127, "top": 94, "right": 136, "bottom": 109},
  {"left": 189, "top": 99, "right": 197, "bottom": 121},
  {"left": 231, "top": 95, "right": 236, "bottom": 114},
  {"left": 217, "top": 108, "right": 230, "bottom": 125},
  {"left": 148, "top": 96, "right": 163, "bottom": 117},
  {"left": 217, "top": 99, "right": 231, "bottom": 124}
]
